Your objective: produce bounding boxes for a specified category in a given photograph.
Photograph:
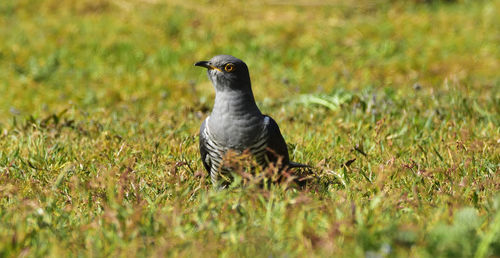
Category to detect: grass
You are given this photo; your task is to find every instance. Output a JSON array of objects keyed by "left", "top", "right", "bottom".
[{"left": 0, "top": 0, "right": 499, "bottom": 257}]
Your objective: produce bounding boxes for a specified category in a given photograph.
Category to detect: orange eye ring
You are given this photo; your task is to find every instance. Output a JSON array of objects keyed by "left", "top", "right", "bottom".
[{"left": 224, "top": 63, "right": 235, "bottom": 72}]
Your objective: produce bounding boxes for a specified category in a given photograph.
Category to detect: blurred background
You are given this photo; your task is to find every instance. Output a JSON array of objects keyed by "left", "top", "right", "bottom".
[{"left": 1, "top": 0, "right": 498, "bottom": 119}]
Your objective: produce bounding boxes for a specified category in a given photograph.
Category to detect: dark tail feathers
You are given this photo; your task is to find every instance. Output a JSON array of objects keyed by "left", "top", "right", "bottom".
[{"left": 288, "top": 161, "right": 310, "bottom": 168}]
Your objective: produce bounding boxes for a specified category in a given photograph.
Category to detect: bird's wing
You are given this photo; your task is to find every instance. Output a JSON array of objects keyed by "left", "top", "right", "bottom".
[
  {"left": 263, "top": 115, "right": 310, "bottom": 169},
  {"left": 199, "top": 118, "right": 211, "bottom": 173},
  {"left": 263, "top": 115, "right": 290, "bottom": 166}
]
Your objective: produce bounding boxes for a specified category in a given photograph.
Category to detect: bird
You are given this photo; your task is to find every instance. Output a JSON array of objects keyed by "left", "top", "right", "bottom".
[{"left": 194, "top": 55, "right": 308, "bottom": 188}]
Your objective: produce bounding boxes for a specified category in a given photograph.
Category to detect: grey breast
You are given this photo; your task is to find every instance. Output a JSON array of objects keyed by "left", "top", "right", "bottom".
[{"left": 202, "top": 116, "right": 271, "bottom": 185}]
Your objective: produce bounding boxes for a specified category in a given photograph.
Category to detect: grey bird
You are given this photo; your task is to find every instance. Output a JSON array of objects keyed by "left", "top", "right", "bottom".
[{"left": 195, "top": 55, "right": 308, "bottom": 188}]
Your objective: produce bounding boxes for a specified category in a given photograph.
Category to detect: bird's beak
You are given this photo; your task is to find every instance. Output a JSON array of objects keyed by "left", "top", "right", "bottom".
[
  {"left": 194, "top": 61, "right": 210, "bottom": 68},
  {"left": 194, "top": 61, "right": 222, "bottom": 72}
]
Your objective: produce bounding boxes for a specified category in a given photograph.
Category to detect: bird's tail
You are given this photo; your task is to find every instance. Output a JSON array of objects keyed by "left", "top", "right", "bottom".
[
  {"left": 283, "top": 161, "right": 312, "bottom": 188},
  {"left": 288, "top": 161, "right": 310, "bottom": 168}
]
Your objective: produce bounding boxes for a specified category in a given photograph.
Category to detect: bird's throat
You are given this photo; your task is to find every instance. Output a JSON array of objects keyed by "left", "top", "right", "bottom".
[{"left": 211, "top": 90, "right": 261, "bottom": 117}]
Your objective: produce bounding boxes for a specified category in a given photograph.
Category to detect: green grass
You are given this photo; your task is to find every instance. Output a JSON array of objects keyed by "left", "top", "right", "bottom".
[{"left": 0, "top": 0, "right": 499, "bottom": 257}]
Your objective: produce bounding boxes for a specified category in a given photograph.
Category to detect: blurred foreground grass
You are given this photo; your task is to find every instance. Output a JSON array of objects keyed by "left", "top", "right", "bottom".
[{"left": 0, "top": 0, "right": 499, "bottom": 257}]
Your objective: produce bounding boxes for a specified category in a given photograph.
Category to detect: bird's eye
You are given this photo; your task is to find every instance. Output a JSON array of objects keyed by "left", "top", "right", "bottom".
[{"left": 224, "top": 63, "right": 235, "bottom": 72}]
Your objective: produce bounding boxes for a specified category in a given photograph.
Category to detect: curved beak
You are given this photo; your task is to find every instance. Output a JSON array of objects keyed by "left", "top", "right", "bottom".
[
  {"left": 194, "top": 60, "right": 222, "bottom": 72},
  {"left": 194, "top": 60, "right": 210, "bottom": 68}
]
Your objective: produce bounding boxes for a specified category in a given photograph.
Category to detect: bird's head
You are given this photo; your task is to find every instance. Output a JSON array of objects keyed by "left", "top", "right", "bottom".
[{"left": 195, "top": 55, "right": 251, "bottom": 92}]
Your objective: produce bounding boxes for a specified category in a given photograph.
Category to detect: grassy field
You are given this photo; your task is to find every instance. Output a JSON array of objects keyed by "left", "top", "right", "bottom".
[{"left": 0, "top": 0, "right": 499, "bottom": 256}]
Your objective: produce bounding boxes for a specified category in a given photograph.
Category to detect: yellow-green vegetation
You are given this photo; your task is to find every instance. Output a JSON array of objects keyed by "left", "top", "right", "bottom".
[{"left": 1, "top": 0, "right": 499, "bottom": 256}]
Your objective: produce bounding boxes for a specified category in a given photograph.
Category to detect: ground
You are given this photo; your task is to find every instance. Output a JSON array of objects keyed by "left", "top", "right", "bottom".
[{"left": 0, "top": 0, "right": 499, "bottom": 257}]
